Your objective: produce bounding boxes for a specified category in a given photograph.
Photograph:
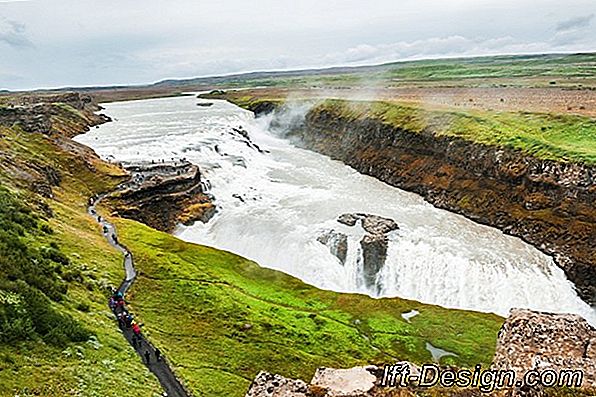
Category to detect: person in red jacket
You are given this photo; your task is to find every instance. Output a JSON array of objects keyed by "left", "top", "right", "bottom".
[{"left": 132, "top": 322, "right": 141, "bottom": 336}]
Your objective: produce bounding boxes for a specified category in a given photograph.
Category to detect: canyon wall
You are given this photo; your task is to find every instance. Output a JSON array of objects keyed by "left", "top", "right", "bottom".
[{"left": 256, "top": 103, "right": 595, "bottom": 306}]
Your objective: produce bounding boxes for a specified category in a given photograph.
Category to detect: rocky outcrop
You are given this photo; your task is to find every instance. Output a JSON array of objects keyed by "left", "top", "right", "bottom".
[
  {"left": 343, "top": 213, "right": 398, "bottom": 293},
  {"left": 492, "top": 309, "right": 596, "bottom": 391},
  {"left": 317, "top": 230, "right": 348, "bottom": 265},
  {"left": 289, "top": 106, "right": 596, "bottom": 305},
  {"left": 106, "top": 161, "right": 215, "bottom": 232},
  {"left": 0, "top": 92, "right": 110, "bottom": 136}
]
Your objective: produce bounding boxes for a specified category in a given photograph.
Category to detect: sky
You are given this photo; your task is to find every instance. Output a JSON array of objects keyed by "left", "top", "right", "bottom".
[{"left": 0, "top": 0, "right": 594, "bottom": 90}]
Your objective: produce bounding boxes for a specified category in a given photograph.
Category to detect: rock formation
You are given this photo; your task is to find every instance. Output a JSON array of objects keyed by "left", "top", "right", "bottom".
[
  {"left": 337, "top": 213, "right": 398, "bottom": 293},
  {"left": 317, "top": 230, "right": 348, "bottom": 265},
  {"left": 106, "top": 160, "right": 215, "bottom": 232},
  {"left": 245, "top": 371, "right": 309, "bottom": 397},
  {"left": 492, "top": 309, "right": 596, "bottom": 391},
  {"left": 0, "top": 92, "right": 109, "bottom": 136}
]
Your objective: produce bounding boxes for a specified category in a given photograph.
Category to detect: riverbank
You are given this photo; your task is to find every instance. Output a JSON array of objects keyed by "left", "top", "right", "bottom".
[{"left": 202, "top": 90, "right": 596, "bottom": 306}]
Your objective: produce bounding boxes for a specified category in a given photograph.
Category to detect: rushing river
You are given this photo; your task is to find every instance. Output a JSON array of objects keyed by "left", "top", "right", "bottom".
[{"left": 75, "top": 95, "right": 596, "bottom": 324}]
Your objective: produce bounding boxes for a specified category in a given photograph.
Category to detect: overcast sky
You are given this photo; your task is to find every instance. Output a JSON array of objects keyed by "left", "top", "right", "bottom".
[{"left": 0, "top": 0, "right": 594, "bottom": 90}]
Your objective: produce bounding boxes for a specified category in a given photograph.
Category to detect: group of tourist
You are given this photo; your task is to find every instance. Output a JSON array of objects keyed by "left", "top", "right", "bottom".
[{"left": 109, "top": 291, "right": 161, "bottom": 365}]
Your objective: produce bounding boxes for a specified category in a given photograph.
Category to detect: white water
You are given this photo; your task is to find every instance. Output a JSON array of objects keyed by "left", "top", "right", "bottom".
[{"left": 75, "top": 95, "right": 596, "bottom": 324}]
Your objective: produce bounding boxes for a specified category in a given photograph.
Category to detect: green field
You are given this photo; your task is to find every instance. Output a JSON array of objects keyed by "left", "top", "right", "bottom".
[{"left": 163, "top": 53, "right": 596, "bottom": 90}]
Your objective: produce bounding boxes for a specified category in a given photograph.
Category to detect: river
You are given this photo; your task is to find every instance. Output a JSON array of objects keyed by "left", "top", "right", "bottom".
[{"left": 75, "top": 94, "right": 596, "bottom": 324}]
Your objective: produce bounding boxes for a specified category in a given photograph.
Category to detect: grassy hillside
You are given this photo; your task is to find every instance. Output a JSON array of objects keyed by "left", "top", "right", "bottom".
[
  {"left": 0, "top": 120, "right": 163, "bottom": 395},
  {"left": 317, "top": 100, "right": 596, "bottom": 164},
  {"left": 114, "top": 219, "right": 503, "bottom": 396}
]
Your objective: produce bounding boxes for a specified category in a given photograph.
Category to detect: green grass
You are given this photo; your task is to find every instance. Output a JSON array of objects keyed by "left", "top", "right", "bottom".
[
  {"left": 115, "top": 218, "right": 503, "bottom": 396},
  {"left": 314, "top": 99, "right": 596, "bottom": 163},
  {"left": 0, "top": 122, "right": 162, "bottom": 396}
]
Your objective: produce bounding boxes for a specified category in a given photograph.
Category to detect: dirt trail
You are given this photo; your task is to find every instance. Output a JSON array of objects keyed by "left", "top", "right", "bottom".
[{"left": 88, "top": 194, "right": 192, "bottom": 397}]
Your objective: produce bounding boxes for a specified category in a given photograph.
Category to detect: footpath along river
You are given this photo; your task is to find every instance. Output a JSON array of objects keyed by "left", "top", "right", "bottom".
[{"left": 75, "top": 94, "right": 596, "bottom": 324}]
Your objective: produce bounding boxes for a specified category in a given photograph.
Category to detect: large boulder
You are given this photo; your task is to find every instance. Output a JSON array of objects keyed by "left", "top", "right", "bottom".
[{"left": 492, "top": 309, "right": 596, "bottom": 390}]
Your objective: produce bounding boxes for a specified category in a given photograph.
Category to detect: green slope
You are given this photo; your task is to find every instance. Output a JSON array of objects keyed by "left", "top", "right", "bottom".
[{"left": 116, "top": 219, "right": 503, "bottom": 396}]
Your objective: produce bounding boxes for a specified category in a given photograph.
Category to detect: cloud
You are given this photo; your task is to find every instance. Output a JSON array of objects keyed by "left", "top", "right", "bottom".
[
  {"left": 321, "top": 29, "right": 596, "bottom": 68},
  {"left": 0, "top": 17, "right": 33, "bottom": 48},
  {"left": 555, "top": 14, "right": 594, "bottom": 32}
]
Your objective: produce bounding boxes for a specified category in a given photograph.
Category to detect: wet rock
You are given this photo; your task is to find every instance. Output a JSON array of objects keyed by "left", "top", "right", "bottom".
[
  {"left": 361, "top": 214, "right": 398, "bottom": 235},
  {"left": 245, "top": 371, "right": 309, "bottom": 397},
  {"left": 492, "top": 309, "right": 596, "bottom": 390},
  {"left": 360, "top": 234, "right": 387, "bottom": 293},
  {"left": 317, "top": 230, "right": 348, "bottom": 265}
]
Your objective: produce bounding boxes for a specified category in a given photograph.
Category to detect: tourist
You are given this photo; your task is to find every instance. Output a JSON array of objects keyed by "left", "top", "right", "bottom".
[
  {"left": 155, "top": 348, "right": 161, "bottom": 361},
  {"left": 144, "top": 350, "right": 151, "bottom": 364},
  {"left": 132, "top": 322, "right": 141, "bottom": 336}
]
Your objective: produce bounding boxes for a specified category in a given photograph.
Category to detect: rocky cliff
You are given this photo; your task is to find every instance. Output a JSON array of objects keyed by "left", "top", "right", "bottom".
[
  {"left": 270, "top": 104, "right": 595, "bottom": 306},
  {"left": 0, "top": 92, "right": 110, "bottom": 136},
  {"left": 105, "top": 161, "right": 214, "bottom": 232}
]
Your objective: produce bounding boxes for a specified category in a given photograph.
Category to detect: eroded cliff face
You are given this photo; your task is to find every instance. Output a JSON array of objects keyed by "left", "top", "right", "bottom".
[
  {"left": 105, "top": 161, "right": 215, "bottom": 233},
  {"left": 277, "top": 106, "right": 595, "bottom": 305}
]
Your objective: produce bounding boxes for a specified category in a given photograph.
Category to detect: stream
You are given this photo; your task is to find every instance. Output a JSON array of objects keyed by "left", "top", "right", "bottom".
[{"left": 75, "top": 95, "right": 596, "bottom": 324}]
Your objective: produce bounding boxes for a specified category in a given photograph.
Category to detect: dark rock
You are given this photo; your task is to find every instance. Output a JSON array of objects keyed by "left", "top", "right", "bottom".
[
  {"left": 317, "top": 230, "right": 348, "bottom": 265},
  {"left": 360, "top": 234, "right": 387, "bottom": 293}
]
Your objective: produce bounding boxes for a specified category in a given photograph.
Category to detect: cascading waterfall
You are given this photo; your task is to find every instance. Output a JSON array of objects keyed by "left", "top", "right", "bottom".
[{"left": 75, "top": 94, "right": 596, "bottom": 325}]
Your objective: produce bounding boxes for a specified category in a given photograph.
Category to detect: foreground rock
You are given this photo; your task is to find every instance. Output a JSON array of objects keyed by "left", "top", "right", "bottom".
[
  {"left": 492, "top": 308, "right": 596, "bottom": 390},
  {"left": 246, "top": 372, "right": 309, "bottom": 397},
  {"left": 106, "top": 160, "right": 215, "bottom": 232},
  {"left": 245, "top": 367, "right": 379, "bottom": 397}
]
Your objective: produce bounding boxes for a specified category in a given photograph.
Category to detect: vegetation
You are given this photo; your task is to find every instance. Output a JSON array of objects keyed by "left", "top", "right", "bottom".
[
  {"left": 316, "top": 99, "right": 596, "bottom": 164},
  {"left": 0, "top": 122, "right": 162, "bottom": 395},
  {"left": 115, "top": 218, "right": 503, "bottom": 396},
  {"left": 178, "top": 53, "right": 596, "bottom": 90}
]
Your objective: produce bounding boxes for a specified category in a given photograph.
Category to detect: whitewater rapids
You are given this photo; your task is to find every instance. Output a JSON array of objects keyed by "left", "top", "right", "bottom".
[{"left": 75, "top": 95, "right": 596, "bottom": 324}]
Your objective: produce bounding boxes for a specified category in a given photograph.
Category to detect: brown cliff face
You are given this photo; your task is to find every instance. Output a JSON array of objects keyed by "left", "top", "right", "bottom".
[
  {"left": 283, "top": 107, "right": 596, "bottom": 306},
  {"left": 105, "top": 161, "right": 215, "bottom": 232}
]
